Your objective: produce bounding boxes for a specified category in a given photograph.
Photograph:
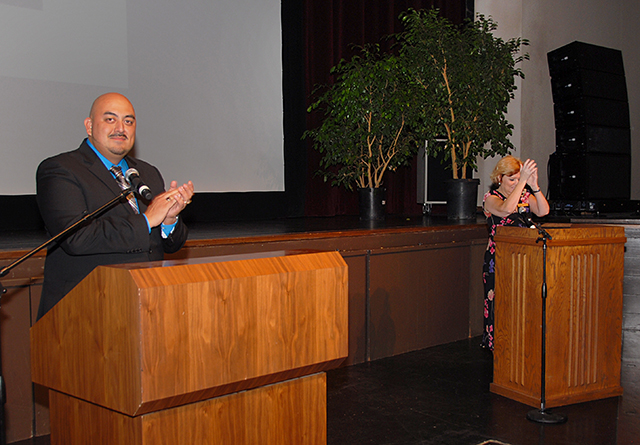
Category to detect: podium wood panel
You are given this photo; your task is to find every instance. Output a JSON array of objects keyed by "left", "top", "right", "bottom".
[
  {"left": 49, "top": 373, "right": 326, "bottom": 445},
  {"left": 490, "top": 225, "right": 625, "bottom": 408},
  {"left": 31, "top": 250, "right": 348, "bottom": 416}
]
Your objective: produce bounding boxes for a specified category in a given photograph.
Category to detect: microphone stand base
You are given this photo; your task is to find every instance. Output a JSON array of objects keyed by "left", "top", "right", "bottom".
[{"left": 526, "top": 408, "right": 568, "bottom": 424}]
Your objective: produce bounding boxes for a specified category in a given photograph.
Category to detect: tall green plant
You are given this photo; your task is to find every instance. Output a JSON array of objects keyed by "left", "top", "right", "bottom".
[
  {"left": 398, "top": 9, "right": 529, "bottom": 179},
  {"left": 304, "top": 45, "right": 419, "bottom": 190}
]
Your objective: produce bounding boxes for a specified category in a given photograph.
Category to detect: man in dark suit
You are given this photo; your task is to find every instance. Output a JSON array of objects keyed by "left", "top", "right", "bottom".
[{"left": 36, "top": 92, "right": 194, "bottom": 319}]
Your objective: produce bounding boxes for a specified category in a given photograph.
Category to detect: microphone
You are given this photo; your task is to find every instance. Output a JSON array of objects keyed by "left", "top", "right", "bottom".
[
  {"left": 124, "top": 168, "right": 153, "bottom": 200},
  {"left": 518, "top": 202, "right": 553, "bottom": 240},
  {"left": 518, "top": 205, "right": 535, "bottom": 228}
]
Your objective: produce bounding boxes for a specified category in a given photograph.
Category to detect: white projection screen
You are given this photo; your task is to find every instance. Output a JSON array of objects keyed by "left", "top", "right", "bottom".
[{"left": 0, "top": 0, "right": 284, "bottom": 194}]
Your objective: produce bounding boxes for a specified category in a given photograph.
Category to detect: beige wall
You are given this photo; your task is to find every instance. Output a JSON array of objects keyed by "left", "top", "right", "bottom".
[{"left": 475, "top": 0, "right": 640, "bottom": 201}]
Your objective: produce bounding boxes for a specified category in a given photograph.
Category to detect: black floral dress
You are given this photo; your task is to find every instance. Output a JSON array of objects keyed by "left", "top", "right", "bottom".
[{"left": 481, "top": 188, "right": 531, "bottom": 350}]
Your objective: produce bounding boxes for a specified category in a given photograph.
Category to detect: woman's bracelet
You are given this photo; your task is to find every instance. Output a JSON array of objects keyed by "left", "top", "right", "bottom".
[{"left": 531, "top": 189, "right": 541, "bottom": 193}]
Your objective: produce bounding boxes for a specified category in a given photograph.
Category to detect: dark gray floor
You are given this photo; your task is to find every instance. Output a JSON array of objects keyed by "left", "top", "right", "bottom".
[
  {"left": 326, "top": 336, "right": 639, "bottom": 445},
  {"left": 15, "top": 335, "right": 638, "bottom": 445}
]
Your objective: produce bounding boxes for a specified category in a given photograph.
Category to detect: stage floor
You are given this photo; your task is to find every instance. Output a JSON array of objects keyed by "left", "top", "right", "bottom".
[{"left": 13, "top": 334, "right": 640, "bottom": 445}]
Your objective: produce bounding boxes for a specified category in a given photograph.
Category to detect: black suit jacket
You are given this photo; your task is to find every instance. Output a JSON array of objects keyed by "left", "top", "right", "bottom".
[{"left": 36, "top": 139, "right": 188, "bottom": 319}]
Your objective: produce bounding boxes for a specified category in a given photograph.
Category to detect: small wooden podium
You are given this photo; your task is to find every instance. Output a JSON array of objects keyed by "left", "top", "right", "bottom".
[
  {"left": 490, "top": 224, "right": 626, "bottom": 408},
  {"left": 31, "top": 250, "right": 348, "bottom": 444}
]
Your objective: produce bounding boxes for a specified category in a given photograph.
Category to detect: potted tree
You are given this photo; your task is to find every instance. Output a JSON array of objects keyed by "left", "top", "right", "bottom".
[
  {"left": 397, "top": 9, "right": 529, "bottom": 219},
  {"left": 304, "top": 44, "right": 420, "bottom": 220}
]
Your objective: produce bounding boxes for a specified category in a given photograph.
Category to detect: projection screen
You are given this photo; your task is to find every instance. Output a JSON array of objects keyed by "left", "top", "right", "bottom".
[{"left": 0, "top": 0, "right": 284, "bottom": 194}]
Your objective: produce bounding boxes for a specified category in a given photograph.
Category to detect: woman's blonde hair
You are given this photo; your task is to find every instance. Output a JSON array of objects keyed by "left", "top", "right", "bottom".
[{"left": 490, "top": 155, "right": 522, "bottom": 186}]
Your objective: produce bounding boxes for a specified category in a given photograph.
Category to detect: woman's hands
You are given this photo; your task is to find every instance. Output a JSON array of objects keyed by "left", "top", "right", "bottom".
[
  {"left": 521, "top": 159, "right": 538, "bottom": 188},
  {"left": 521, "top": 159, "right": 549, "bottom": 217}
]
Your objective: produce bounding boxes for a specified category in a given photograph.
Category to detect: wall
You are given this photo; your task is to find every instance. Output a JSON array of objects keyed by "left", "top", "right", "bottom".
[
  {"left": 475, "top": 0, "right": 640, "bottom": 200},
  {"left": 622, "top": 226, "right": 640, "bottom": 366}
]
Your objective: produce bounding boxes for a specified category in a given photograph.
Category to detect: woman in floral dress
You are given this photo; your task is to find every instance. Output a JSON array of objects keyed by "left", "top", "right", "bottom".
[{"left": 482, "top": 156, "right": 550, "bottom": 350}]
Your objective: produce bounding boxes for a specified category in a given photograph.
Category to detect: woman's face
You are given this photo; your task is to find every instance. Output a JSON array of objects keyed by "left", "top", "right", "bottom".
[{"left": 499, "top": 171, "right": 521, "bottom": 196}]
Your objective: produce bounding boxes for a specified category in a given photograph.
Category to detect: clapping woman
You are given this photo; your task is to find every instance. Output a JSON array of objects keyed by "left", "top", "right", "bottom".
[{"left": 481, "top": 155, "right": 550, "bottom": 350}]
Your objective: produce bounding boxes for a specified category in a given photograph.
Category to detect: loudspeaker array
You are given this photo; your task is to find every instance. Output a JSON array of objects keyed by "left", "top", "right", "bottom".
[{"left": 547, "top": 41, "right": 631, "bottom": 203}]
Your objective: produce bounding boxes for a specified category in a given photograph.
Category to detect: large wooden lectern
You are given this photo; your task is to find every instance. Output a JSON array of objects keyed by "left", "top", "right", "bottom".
[
  {"left": 490, "top": 224, "right": 625, "bottom": 408},
  {"left": 31, "top": 250, "right": 348, "bottom": 444}
]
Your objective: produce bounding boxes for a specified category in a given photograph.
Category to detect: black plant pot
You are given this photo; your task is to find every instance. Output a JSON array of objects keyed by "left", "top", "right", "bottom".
[
  {"left": 358, "top": 187, "right": 386, "bottom": 221},
  {"left": 445, "top": 178, "right": 480, "bottom": 220}
]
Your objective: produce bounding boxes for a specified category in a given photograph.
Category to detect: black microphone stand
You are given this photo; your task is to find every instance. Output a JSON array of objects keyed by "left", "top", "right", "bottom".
[
  {"left": 0, "top": 188, "right": 133, "bottom": 445},
  {"left": 525, "top": 218, "right": 567, "bottom": 424}
]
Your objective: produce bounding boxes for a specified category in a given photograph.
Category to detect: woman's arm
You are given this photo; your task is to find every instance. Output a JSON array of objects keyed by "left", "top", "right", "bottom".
[{"left": 526, "top": 167, "right": 550, "bottom": 217}]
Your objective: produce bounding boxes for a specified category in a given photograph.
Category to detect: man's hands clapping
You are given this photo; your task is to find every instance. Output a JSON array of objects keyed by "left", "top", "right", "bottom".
[{"left": 144, "top": 180, "right": 194, "bottom": 228}]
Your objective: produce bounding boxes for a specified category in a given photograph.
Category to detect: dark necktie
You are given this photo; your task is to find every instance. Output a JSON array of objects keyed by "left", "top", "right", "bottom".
[{"left": 110, "top": 166, "right": 139, "bottom": 213}]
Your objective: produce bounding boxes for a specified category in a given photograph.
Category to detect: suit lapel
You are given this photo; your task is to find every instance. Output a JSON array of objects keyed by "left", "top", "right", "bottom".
[{"left": 78, "top": 140, "right": 138, "bottom": 214}]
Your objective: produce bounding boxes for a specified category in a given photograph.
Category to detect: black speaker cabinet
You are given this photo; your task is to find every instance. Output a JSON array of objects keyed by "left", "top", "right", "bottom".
[
  {"left": 417, "top": 143, "right": 448, "bottom": 204},
  {"left": 548, "top": 41, "right": 625, "bottom": 77},
  {"left": 553, "top": 97, "right": 630, "bottom": 129},
  {"left": 417, "top": 141, "right": 472, "bottom": 205},
  {"left": 550, "top": 69, "right": 627, "bottom": 102},
  {"left": 548, "top": 152, "right": 630, "bottom": 200},
  {"left": 556, "top": 125, "right": 630, "bottom": 154}
]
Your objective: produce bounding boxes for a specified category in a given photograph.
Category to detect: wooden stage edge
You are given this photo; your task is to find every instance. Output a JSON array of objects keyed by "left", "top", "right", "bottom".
[{"left": 0, "top": 217, "right": 488, "bottom": 260}]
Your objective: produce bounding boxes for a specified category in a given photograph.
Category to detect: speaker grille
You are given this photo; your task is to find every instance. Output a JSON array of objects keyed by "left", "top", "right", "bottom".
[{"left": 548, "top": 152, "right": 630, "bottom": 200}]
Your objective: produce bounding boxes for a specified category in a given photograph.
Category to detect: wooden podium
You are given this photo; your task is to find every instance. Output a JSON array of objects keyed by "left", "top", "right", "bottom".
[
  {"left": 31, "top": 250, "right": 348, "bottom": 444},
  {"left": 490, "top": 224, "right": 625, "bottom": 408}
]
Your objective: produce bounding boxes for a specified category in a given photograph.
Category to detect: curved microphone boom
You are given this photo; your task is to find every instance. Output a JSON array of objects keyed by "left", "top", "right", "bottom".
[{"left": 125, "top": 168, "right": 153, "bottom": 200}]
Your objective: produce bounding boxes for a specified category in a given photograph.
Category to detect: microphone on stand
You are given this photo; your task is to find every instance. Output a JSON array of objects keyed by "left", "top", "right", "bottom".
[
  {"left": 519, "top": 204, "right": 553, "bottom": 240},
  {"left": 518, "top": 204, "right": 535, "bottom": 228},
  {"left": 125, "top": 168, "right": 153, "bottom": 200}
]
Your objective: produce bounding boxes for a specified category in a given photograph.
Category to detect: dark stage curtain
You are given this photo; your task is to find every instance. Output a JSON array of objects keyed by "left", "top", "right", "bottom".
[{"left": 303, "top": 0, "right": 469, "bottom": 217}]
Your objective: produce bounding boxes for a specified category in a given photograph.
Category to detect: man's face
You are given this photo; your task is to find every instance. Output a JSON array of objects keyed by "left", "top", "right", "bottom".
[{"left": 84, "top": 93, "right": 136, "bottom": 164}]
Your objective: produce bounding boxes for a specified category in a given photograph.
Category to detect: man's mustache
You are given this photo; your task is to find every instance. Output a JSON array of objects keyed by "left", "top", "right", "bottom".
[{"left": 109, "top": 133, "right": 128, "bottom": 139}]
